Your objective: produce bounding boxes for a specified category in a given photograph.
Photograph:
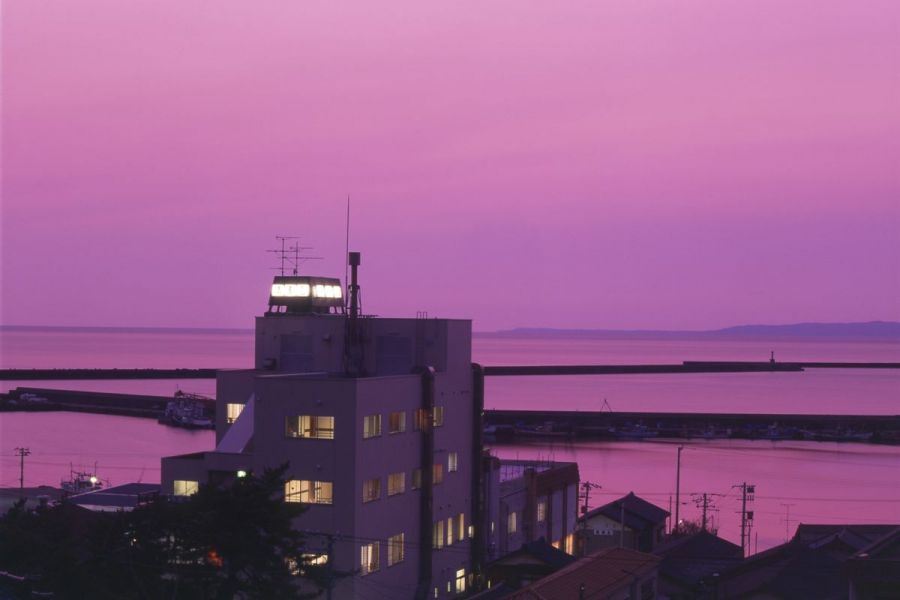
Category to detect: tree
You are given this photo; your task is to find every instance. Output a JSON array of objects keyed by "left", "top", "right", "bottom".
[{"left": 0, "top": 465, "right": 328, "bottom": 599}]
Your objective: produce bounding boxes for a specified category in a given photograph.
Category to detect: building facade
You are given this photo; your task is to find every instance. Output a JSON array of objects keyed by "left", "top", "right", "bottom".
[
  {"left": 161, "top": 260, "right": 484, "bottom": 599},
  {"left": 482, "top": 456, "right": 579, "bottom": 560}
]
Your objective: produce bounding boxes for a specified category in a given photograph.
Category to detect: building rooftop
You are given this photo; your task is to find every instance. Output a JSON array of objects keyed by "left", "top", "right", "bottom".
[
  {"left": 68, "top": 483, "right": 160, "bottom": 511},
  {"left": 504, "top": 547, "right": 659, "bottom": 599},
  {"left": 582, "top": 491, "right": 670, "bottom": 530}
]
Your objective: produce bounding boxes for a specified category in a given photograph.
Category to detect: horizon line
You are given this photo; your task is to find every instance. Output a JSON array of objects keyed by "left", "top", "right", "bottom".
[{"left": 2, "top": 321, "right": 899, "bottom": 337}]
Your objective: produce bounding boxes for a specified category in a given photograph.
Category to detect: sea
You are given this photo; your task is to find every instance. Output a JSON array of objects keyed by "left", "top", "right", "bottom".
[{"left": 1, "top": 327, "right": 899, "bottom": 553}]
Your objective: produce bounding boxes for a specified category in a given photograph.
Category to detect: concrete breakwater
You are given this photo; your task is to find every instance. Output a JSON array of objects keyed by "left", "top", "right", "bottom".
[
  {"left": 485, "top": 409, "right": 900, "bottom": 444},
  {"left": 3, "top": 361, "right": 897, "bottom": 381},
  {"left": 0, "top": 368, "right": 217, "bottom": 380},
  {"left": 1, "top": 387, "right": 214, "bottom": 420},
  {"left": 5, "top": 387, "right": 895, "bottom": 445}
]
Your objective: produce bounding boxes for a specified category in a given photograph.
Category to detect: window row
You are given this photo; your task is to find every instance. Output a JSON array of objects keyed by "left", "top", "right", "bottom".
[
  {"left": 360, "top": 533, "right": 405, "bottom": 575},
  {"left": 432, "top": 513, "right": 469, "bottom": 549},
  {"left": 364, "top": 407, "right": 445, "bottom": 439},
  {"left": 362, "top": 456, "right": 458, "bottom": 503},
  {"left": 279, "top": 406, "right": 446, "bottom": 442}
]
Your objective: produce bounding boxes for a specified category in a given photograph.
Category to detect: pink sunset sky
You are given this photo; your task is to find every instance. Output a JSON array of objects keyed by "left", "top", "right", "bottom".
[{"left": 2, "top": 0, "right": 898, "bottom": 331}]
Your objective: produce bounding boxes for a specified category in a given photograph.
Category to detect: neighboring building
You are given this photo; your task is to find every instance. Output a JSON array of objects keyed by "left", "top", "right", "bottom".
[
  {"left": 0, "top": 486, "right": 62, "bottom": 515},
  {"left": 67, "top": 483, "right": 160, "bottom": 512},
  {"left": 580, "top": 491, "right": 669, "bottom": 554},
  {"left": 482, "top": 456, "right": 580, "bottom": 560},
  {"left": 483, "top": 537, "right": 576, "bottom": 592},
  {"left": 503, "top": 546, "right": 660, "bottom": 600},
  {"left": 161, "top": 256, "right": 484, "bottom": 599},
  {"left": 846, "top": 527, "right": 900, "bottom": 600},
  {"left": 652, "top": 529, "right": 743, "bottom": 599},
  {"left": 711, "top": 523, "right": 899, "bottom": 600}
]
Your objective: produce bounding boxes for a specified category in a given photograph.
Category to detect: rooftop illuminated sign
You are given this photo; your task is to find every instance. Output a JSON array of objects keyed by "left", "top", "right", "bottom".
[
  {"left": 267, "top": 275, "right": 345, "bottom": 315},
  {"left": 271, "top": 283, "right": 342, "bottom": 298},
  {"left": 271, "top": 283, "right": 311, "bottom": 298}
]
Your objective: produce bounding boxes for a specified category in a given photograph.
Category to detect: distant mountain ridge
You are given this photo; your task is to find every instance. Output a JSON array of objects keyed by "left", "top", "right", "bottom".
[
  {"left": 4, "top": 322, "right": 900, "bottom": 340},
  {"left": 481, "top": 321, "right": 900, "bottom": 340}
]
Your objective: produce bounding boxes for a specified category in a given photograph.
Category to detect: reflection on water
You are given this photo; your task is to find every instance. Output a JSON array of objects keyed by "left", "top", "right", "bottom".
[
  {"left": 0, "top": 412, "right": 213, "bottom": 488},
  {"left": 2, "top": 330, "right": 898, "bottom": 554}
]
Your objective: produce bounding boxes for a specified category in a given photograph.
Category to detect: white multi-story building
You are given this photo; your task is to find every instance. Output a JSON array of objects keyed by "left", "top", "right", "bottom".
[{"left": 162, "top": 254, "right": 484, "bottom": 599}]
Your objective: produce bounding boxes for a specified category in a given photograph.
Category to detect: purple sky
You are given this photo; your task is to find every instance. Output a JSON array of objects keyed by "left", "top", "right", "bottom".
[{"left": 2, "top": 0, "right": 899, "bottom": 331}]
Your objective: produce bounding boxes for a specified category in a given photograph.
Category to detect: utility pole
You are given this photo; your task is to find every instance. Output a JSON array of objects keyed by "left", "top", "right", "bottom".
[
  {"left": 577, "top": 481, "right": 601, "bottom": 556},
  {"left": 781, "top": 503, "right": 796, "bottom": 542},
  {"left": 14, "top": 447, "right": 30, "bottom": 493},
  {"left": 733, "top": 482, "right": 755, "bottom": 556},
  {"left": 674, "top": 445, "right": 684, "bottom": 534},
  {"left": 691, "top": 493, "right": 722, "bottom": 532}
]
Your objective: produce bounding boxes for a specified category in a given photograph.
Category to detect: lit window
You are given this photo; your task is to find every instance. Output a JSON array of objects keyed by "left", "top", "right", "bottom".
[
  {"left": 286, "top": 415, "right": 334, "bottom": 439},
  {"left": 388, "top": 411, "right": 406, "bottom": 434},
  {"left": 455, "top": 568, "right": 466, "bottom": 593},
  {"left": 174, "top": 480, "right": 199, "bottom": 496},
  {"left": 508, "top": 511, "right": 517, "bottom": 534},
  {"left": 412, "top": 469, "right": 422, "bottom": 490},
  {"left": 447, "top": 516, "right": 454, "bottom": 545},
  {"left": 564, "top": 533, "right": 574, "bottom": 555},
  {"left": 433, "top": 464, "right": 443, "bottom": 485},
  {"left": 363, "top": 414, "right": 382, "bottom": 438},
  {"left": 363, "top": 477, "right": 381, "bottom": 503},
  {"left": 286, "top": 553, "right": 328, "bottom": 576},
  {"left": 448, "top": 452, "right": 458, "bottom": 473},
  {"left": 432, "top": 406, "right": 444, "bottom": 427},
  {"left": 414, "top": 408, "right": 430, "bottom": 431},
  {"left": 311, "top": 284, "right": 343, "bottom": 298},
  {"left": 388, "top": 472, "right": 406, "bottom": 496},
  {"left": 388, "top": 533, "right": 404, "bottom": 566},
  {"left": 433, "top": 520, "right": 444, "bottom": 549},
  {"left": 360, "top": 542, "right": 379, "bottom": 575},
  {"left": 285, "top": 480, "right": 333, "bottom": 504},
  {"left": 271, "top": 283, "right": 310, "bottom": 297},
  {"left": 468, "top": 525, "right": 474, "bottom": 539},
  {"left": 458, "top": 513, "right": 466, "bottom": 541},
  {"left": 537, "top": 500, "right": 547, "bottom": 523},
  {"left": 226, "top": 403, "right": 245, "bottom": 424}
]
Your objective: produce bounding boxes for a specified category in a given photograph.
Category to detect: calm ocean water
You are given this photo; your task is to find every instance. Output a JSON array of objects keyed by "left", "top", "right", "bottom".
[{"left": 1, "top": 328, "right": 898, "bottom": 552}]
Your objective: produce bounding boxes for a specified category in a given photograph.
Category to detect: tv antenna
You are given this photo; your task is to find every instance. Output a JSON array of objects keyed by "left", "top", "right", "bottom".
[{"left": 267, "top": 236, "right": 322, "bottom": 276}]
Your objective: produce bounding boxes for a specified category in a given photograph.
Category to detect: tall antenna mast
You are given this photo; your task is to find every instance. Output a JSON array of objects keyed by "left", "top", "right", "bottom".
[
  {"left": 267, "top": 235, "right": 322, "bottom": 275},
  {"left": 345, "top": 196, "right": 351, "bottom": 302}
]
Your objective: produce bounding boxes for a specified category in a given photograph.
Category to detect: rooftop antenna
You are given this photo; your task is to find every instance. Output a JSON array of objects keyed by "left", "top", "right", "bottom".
[
  {"left": 267, "top": 235, "right": 322, "bottom": 276},
  {"left": 345, "top": 196, "right": 351, "bottom": 301}
]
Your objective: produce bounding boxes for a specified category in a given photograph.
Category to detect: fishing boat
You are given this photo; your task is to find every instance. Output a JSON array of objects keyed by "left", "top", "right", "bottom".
[
  {"left": 61, "top": 465, "right": 103, "bottom": 494},
  {"left": 158, "top": 390, "right": 215, "bottom": 429}
]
